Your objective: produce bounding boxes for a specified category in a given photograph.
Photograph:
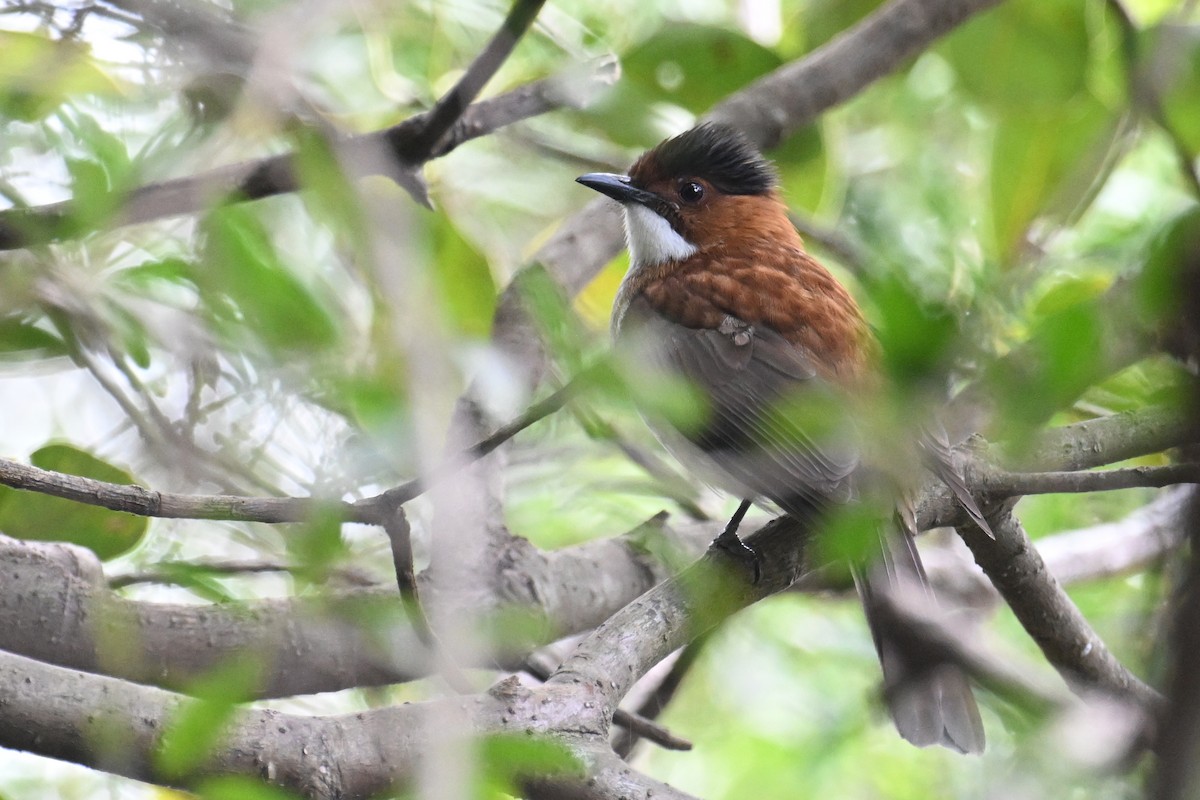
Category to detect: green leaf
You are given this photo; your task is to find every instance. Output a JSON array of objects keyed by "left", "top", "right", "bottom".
[
  {"left": 330, "top": 371, "right": 410, "bottom": 435},
  {"left": 622, "top": 24, "right": 782, "bottom": 114},
  {"left": 0, "top": 316, "right": 69, "bottom": 360},
  {"left": 71, "top": 112, "right": 133, "bottom": 188},
  {"left": 1141, "top": 24, "right": 1200, "bottom": 156},
  {"left": 479, "top": 734, "right": 583, "bottom": 790},
  {"left": 292, "top": 126, "right": 369, "bottom": 248},
  {"left": 940, "top": 0, "right": 1092, "bottom": 110},
  {"left": 993, "top": 301, "right": 1107, "bottom": 430},
  {"left": 113, "top": 258, "right": 198, "bottom": 292},
  {"left": 66, "top": 157, "right": 120, "bottom": 228},
  {"left": 582, "top": 24, "right": 782, "bottom": 149},
  {"left": 430, "top": 216, "right": 497, "bottom": 338},
  {"left": 988, "top": 96, "right": 1116, "bottom": 260},
  {"left": 0, "top": 31, "right": 123, "bottom": 120},
  {"left": 774, "top": 124, "right": 829, "bottom": 213},
  {"left": 285, "top": 506, "right": 348, "bottom": 586},
  {"left": 128, "top": 562, "right": 238, "bottom": 604},
  {"left": 0, "top": 444, "right": 147, "bottom": 560},
  {"left": 1081, "top": 357, "right": 1188, "bottom": 414},
  {"left": 199, "top": 206, "right": 340, "bottom": 355},
  {"left": 194, "top": 776, "right": 300, "bottom": 800},
  {"left": 1137, "top": 204, "right": 1200, "bottom": 330},
  {"left": 872, "top": 274, "right": 958, "bottom": 386},
  {"left": 1028, "top": 270, "right": 1113, "bottom": 319},
  {"left": 157, "top": 655, "right": 266, "bottom": 779},
  {"left": 513, "top": 265, "right": 591, "bottom": 374}
]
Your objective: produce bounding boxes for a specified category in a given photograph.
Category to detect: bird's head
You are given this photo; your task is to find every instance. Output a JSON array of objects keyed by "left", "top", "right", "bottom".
[{"left": 577, "top": 123, "right": 790, "bottom": 268}]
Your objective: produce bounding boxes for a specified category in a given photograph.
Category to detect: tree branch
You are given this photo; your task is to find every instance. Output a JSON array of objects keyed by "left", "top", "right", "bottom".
[
  {"left": 980, "top": 463, "right": 1200, "bottom": 496},
  {"left": 392, "top": 0, "right": 548, "bottom": 163},
  {"left": 0, "top": 59, "right": 617, "bottom": 250},
  {"left": 708, "top": 0, "right": 1006, "bottom": 149},
  {"left": 0, "top": 645, "right": 619, "bottom": 800},
  {"left": 955, "top": 509, "right": 1161, "bottom": 708}
]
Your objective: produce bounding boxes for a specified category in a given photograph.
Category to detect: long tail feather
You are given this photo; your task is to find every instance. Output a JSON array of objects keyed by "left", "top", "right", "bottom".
[{"left": 857, "top": 505, "right": 986, "bottom": 753}]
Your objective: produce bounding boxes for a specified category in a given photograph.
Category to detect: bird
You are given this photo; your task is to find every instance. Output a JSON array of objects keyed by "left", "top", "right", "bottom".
[{"left": 576, "top": 123, "right": 989, "bottom": 753}]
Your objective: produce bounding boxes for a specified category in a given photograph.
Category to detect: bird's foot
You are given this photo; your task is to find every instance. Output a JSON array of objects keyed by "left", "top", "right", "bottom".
[{"left": 712, "top": 499, "right": 760, "bottom": 582}]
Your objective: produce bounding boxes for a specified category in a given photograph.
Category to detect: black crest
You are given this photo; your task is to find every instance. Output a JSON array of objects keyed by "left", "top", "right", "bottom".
[{"left": 640, "top": 123, "right": 776, "bottom": 195}]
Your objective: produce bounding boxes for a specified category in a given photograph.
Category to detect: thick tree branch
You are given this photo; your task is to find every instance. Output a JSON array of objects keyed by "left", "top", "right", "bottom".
[
  {"left": 0, "top": 404, "right": 1190, "bottom": 702},
  {"left": 550, "top": 515, "right": 811, "bottom": 718},
  {"left": 0, "top": 646, "right": 619, "bottom": 800},
  {"left": 919, "top": 405, "right": 1196, "bottom": 529},
  {"left": 0, "top": 514, "right": 696, "bottom": 698},
  {"left": 956, "top": 510, "right": 1161, "bottom": 708},
  {"left": 709, "top": 0, "right": 1006, "bottom": 149}
]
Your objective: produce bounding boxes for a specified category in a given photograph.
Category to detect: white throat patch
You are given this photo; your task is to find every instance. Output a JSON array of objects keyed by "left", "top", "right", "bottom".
[{"left": 623, "top": 204, "right": 697, "bottom": 267}]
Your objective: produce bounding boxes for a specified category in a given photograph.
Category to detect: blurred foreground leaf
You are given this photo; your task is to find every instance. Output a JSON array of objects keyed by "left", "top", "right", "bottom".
[{"left": 0, "top": 444, "right": 147, "bottom": 560}]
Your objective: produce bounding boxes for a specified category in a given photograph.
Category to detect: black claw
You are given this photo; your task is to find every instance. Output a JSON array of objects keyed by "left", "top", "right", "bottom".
[{"left": 711, "top": 499, "right": 761, "bottom": 582}]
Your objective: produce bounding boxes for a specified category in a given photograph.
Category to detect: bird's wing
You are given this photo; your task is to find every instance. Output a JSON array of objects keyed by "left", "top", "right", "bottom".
[
  {"left": 620, "top": 294, "right": 859, "bottom": 511},
  {"left": 918, "top": 422, "right": 994, "bottom": 539}
]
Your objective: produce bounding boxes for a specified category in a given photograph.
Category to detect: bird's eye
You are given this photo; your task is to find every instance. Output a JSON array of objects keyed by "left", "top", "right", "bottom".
[{"left": 679, "top": 181, "right": 705, "bottom": 203}]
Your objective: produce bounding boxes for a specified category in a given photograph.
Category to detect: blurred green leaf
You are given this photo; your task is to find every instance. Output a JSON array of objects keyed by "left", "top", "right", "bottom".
[
  {"left": 292, "top": 127, "right": 369, "bottom": 248},
  {"left": 330, "top": 370, "right": 409, "bottom": 434},
  {"left": 195, "top": 775, "right": 300, "bottom": 800},
  {"left": 938, "top": 0, "right": 1124, "bottom": 260},
  {"left": 583, "top": 24, "right": 782, "bottom": 148},
  {"left": 1028, "top": 270, "right": 1113, "bottom": 319},
  {"left": 1142, "top": 24, "right": 1200, "bottom": 155},
  {"left": 872, "top": 274, "right": 958, "bottom": 386},
  {"left": 623, "top": 24, "right": 781, "bottom": 114},
  {"left": 1137, "top": 204, "right": 1200, "bottom": 357},
  {"left": 0, "top": 31, "right": 122, "bottom": 120},
  {"left": 993, "top": 301, "right": 1106, "bottom": 431},
  {"left": 989, "top": 97, "right": 1116, "bottom": 260},
  {"left": 1081, "top": 357, "right": 1188, "bottom": 414},
  {"left": 65, "top": 157, "right": 119, "bottom": 228},
  {"left": 125, "top": 561, "right": 240, "bottom": 603},
  {"left": 0, "top": 316, "right": 69, "bottom": 360},
  {"left": 479, "top": 734, "right": 583, "bottom": 791},
  {"left": 199, "top": 206, "right": 340, "bottom": 355},
  {"left": 0, "top": 444, "right": 147, "bottom": 560},
  {"left": 792, "top": 0, "right": 887, "bottom": 55},
  {"left": 940, "top": 0, "right": 1092, "bottom": 110},
  {"left": 430, "top": 216, "right": 497, "bottom": 338},
  {"left": 514, "top": 265, "right": 592, "bottom": 373},
  {"left": 774, "top": 124, "right": 828, "bottom": 213},
  {"left": 285, "top": 506, "right": 348, "bottom": 586},
  {"left": 114, "top": 258, "right": 198, "bottom": 292},
  {"left": 1140, "top": 205, "right": 1200, "bottom": 304},
  {"left": 157, "top": 655, "right": 266, "bottom": 779}
]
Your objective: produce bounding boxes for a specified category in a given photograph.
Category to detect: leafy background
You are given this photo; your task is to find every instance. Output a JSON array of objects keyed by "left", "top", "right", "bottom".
[{"left": 0, "top": 0, "right": 1197, "bottom": 796}]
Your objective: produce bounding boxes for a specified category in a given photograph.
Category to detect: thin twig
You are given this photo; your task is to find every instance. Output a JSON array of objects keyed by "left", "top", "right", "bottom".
[
  {"left": 381, "top": 506, "right": 476, "bottom": 694},
  {"left": 613, "top": 636, "right": 710, "bottom": 758},
  {"left": 393, "top": 0, "right": 549, "bottom": 163},
  {"left": 108, "top": 559, "right": 379, "bottom": 589},
  {"left": 362, "top": 376, "right": 582, "bottom": 510},
  {"left": 523, "top": 652, "right": 693, "bottom": 752},
  {"left": 983, "top": 463, "right": 1200, "bottom": 496},
  {"left": 0, "top": 59, "right": 616, "bottom": 250}
]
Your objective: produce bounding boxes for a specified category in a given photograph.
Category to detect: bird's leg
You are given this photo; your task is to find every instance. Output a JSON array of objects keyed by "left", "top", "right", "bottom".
[{"left": 711, "top": 498, "right": 760, "bottom": 582}]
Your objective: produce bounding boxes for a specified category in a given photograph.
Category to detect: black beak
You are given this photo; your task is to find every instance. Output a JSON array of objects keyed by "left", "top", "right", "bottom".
[{"left": 576, "top": 173, "right": 661, "bottom": 208}]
